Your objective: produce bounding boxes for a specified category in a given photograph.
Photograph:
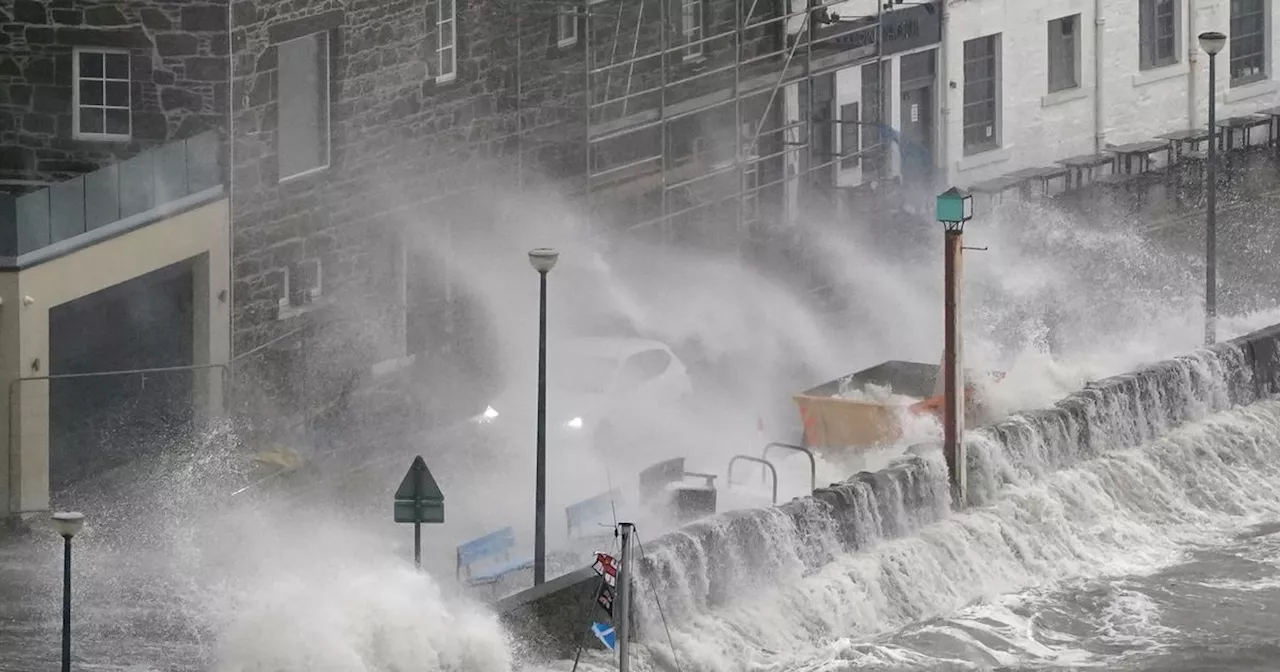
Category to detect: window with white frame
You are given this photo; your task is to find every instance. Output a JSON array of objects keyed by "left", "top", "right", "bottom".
[
  {"left": 73, "top": 48, "right": 131, "bottom": 140},
  {"left": 557, "top": 4, "right": 578, "bottom": 47},
  {"left": 437, "top": 0, "right": 458, "bottom": 82},
  {"left": 1230, "top": 0, "right": 1268, "bottom": 86},
  {"left": 682, "top": 0, "right": 704, "bottom": 60},
  {"left": 1138, "top": 0, "right": 1179, "bottom": 70},
  {"left": 1047, "top": 14, "right": 1080, "bottom": 92},
  {"left": 962, "top": 34, "right": 1000, "bottom": 156},
  {"left": 277, "top": 31, "right": 331, "bottom": 180}
]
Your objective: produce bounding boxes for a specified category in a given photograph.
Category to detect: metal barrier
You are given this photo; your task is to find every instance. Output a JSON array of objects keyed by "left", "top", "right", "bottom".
[
  {"left": 6, "top": 362, "right": 230, "bottom": 513},
  {"left": 762, "top": 441, "right": 816, "bottom": 494},
  {"left": 727, "top": 455, "right": 777, "bottom": 505}
]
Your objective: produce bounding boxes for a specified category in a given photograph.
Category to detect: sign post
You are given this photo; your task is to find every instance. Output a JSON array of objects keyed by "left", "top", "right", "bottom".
[{"left": 393, "top": 455, "right": 445, "bottom": 568}]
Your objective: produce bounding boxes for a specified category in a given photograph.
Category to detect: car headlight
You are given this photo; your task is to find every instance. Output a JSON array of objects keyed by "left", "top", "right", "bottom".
[{"left": 564, "top": 417, "right": 584, "bottom": 430}]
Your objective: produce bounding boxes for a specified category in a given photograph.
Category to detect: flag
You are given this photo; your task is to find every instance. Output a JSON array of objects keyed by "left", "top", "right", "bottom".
[
  {"left": 592, "top": 552, "right": 617, "bottom": 587},
  {"left": 592, "top": 552, "right": 618, "bottom": 617},
  {"left": 596, "top": 579, "right": 616, "bottom": 617},
  {"left": 591, "top": 622, "right": 617, "bottom": 651}
]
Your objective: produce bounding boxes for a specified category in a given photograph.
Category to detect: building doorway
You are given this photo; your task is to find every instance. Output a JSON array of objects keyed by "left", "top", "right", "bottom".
[{"left": 899, "top": 49, "right": 937, "bottom": 186}]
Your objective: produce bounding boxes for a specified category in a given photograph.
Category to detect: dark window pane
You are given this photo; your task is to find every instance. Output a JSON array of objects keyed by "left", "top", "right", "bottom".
[
  {"left": 80, "top": 80, "right": 103, "bottom": 106},
  {"left": 104, "top": 53, "right": 129, "bottom": 79},
  {"left": 80, "top": 52, "right": 103, "bottom": 78},
  {"left": 104, "top": 108, "right": 129, "bottom": 135},
  {"left": 80, "top": 108, "right": 104, "bottom": 134},
  {"left": 105, "top": 81, "right": 129, "bottom": 107}
]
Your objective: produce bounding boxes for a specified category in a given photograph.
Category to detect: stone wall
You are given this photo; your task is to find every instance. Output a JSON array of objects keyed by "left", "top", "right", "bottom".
[
  {"left": 0, "top": 0, "right": 227, "bottom": 193},
  {"left": 496, "top": 320, "right": 1280, "bottom": 662}
]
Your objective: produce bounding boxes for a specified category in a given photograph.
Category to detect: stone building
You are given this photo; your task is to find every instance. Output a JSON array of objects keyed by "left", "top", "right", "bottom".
[{"left": 0, "top": 0, "right": 951, "bottom": 514}]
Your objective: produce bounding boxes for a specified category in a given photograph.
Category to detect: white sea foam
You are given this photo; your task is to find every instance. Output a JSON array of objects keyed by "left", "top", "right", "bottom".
[{"left": 606, "top": 400, "right": 1280, "bottom": 672}]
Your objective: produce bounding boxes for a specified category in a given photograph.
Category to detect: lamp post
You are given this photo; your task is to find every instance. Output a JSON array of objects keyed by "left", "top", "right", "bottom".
[
  {"left": 1198, "top": 31, "right": 1226, "bottom": 346},
  {"left": 51, "top": 511, "right": 85, "bottom": 672},
  {"left": 528, "top": 247, "right": 558, "bottom": 586},
  {"left": 936, "top": 188, "right": 972, "bottom": 509}
]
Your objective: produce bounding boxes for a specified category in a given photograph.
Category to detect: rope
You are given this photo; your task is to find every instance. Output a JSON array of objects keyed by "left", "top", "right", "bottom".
[
  {"left": 635, "top": 531, "right": 684, "bottom": 672},
  {"left": 570, "top": 569, "right": 607, "bottom": 672}
]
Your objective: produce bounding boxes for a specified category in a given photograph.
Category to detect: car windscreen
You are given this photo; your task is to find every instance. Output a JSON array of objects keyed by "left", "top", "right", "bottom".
[{"left": 559, "top": 356, "right": 618, "bottom": 395}]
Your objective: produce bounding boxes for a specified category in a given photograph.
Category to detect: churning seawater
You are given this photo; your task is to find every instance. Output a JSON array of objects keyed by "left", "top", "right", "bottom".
[{"left": 549, "top": 349, "right": 1280, "bottom": 672}]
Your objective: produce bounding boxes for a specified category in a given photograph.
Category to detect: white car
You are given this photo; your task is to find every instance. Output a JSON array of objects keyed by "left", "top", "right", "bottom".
[{"left": 472, "top": 337, "right": 693, "bottom": 451}]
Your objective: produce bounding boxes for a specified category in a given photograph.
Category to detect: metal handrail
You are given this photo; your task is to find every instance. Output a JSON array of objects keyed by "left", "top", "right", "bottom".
[
  {"left": 727, "top": 455, "right": 777, "bottom": 505},
  {"left": 762, "top": 442, "right": 816, "bottom": 494}
]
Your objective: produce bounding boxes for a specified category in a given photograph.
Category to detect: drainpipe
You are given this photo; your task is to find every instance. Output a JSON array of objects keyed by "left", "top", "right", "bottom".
[
  {"left": 1187, "top": 0, "right": 1199, "bottom": 128},
  {"left": 937, "top": 0, "right": 949, "bottom": 181},
  {"left": 1094, "top": 0, "right": 1106, "bottom": 153},
  {"left": 225, "top": 2, "right": 235, "bottom": 359}
]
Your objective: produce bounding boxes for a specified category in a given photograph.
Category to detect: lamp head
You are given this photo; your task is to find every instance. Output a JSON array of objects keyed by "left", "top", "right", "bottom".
[
  {"left": 528, "top": 248, "right": 559, "bottom": 274},
  {"left": 936, "top": 187, "right": 973, "bottom": 233},
  {"left": 50, "top": 511, "right": 85, "bottom": 539},
  {"left": 1199, "top": 31, "right": 1227, "bottom": 56}
]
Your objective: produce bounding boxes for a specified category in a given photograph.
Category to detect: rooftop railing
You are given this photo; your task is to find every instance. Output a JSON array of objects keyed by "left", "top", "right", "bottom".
[{"left": 0, "top": 130, "right": 223, "bottom": 259}]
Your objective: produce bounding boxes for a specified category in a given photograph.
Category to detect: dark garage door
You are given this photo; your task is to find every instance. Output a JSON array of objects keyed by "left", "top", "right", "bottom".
[{"left": 48, "top": 259, "right": 195, "bottom": 490}]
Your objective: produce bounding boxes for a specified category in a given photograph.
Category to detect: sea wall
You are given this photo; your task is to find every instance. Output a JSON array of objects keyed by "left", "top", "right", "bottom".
[{"left": 498, "top": 323, "right": 1280, "bottom": 660}]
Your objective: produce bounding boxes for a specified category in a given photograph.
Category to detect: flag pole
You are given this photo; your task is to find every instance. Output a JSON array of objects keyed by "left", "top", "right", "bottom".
[{"left": 617, "top": 522, "right": 634, "bottom": 671}]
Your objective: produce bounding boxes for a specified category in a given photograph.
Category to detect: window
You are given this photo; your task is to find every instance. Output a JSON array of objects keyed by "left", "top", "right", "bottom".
[
  {"left": 963, "top": 34, "right": 1000, "bottom": 155},
  {"left": 861, "top": 61, "right": 883, "bottom": 174},
  {"left": 1139, "top": 0, "right": 1179, "bottom": 70},
  {"left": 682, "top": 0, "right": 704, "bottom": 60},
  {"left": 840, "top": 103, "right": 860, "bottom": 169},
  {"left": 617, "top": 349, "right": 671, "bottom": 384},
  {"left": 1230, "top": 0, "right": 1268, "bottom": 86},
  {"left": 277, "top": 32, "right": 330, "bottom": 180},
  {"left": 557, "top": 4, "right": 578, "bottom": 47},
  {"left": 73, "top": 49, "right": 131, "bottom": 140},
  {"left": 1047, "top": 14, "right": 1079, "bottom": 92},
  {"left": 437, "top": 0, "right": 457, "bottom": 82}
]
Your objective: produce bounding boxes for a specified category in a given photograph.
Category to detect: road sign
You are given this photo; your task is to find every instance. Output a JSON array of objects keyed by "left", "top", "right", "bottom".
[
  {"left": 394, "top": 455, "right": 444, "bottom": 569},
  {"left": 393, "top": 455, "right": 445, "bottom": 524}
]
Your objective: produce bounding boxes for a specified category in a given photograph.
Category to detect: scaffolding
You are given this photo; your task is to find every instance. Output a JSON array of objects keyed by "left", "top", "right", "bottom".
[{"left": 512, "top": 0, "right": 895, "bottom": 258}]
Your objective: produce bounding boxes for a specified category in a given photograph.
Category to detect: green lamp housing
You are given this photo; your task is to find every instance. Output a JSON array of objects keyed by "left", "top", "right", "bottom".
[{"left": 936, "top": 187, "right": 973, "bottom": 233}]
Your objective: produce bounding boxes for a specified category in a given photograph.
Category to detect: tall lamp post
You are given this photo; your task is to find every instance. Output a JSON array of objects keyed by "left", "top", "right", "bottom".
[
  {"left": 528, "top": 247, "right": 559, "bottom": 586},
  {"left": 1199, "top": 31, "right": 1226, "bottom": 346},
  {"left": 51, "top": 511, "right": 85, "bottom": 672},
  {"left": 936, "top": 188, "right": 973, "bottom": 509}
]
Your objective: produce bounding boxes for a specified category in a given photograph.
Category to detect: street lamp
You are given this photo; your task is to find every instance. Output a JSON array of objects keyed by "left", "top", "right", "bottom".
[
  {"left": 936, "top": 188, "right": 972, "bottom": 509},
  {"left": 51, "top": 511, "right": 85, "bottom": 672},
  {"left": 528, "top": 247, "right": 558, "bottom": 586},
  {"left": 1199, "top": 30, "right": 1226, "bottom": 346}
]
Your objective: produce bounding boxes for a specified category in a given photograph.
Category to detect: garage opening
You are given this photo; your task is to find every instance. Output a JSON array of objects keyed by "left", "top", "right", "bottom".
[{"left": 48, "top": 259, "right": 195, "bottom": 490}]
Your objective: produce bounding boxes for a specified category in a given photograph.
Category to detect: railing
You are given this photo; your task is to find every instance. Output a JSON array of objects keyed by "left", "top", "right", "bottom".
[
  {"left": 727, "top": 455, "right": 777, "bottom": 505},
  {"left": 762, "top": 441, "right": 816, "bottom": 494},
  {"left": 0, "top": 130, "right": 222, "bottom": 258}
]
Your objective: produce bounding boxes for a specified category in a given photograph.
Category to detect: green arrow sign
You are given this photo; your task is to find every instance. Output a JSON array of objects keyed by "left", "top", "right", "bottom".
[{"left": 394, "top": 455, "right": 445, "bottom": 524}]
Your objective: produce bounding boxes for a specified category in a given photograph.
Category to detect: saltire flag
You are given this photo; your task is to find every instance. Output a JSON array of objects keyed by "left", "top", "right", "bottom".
[
  {"left": 591, "top": 622, "right": 617, "bottom": 651},
  {"left": 592, "top": 552, "right": 617, "bottom": 617}
]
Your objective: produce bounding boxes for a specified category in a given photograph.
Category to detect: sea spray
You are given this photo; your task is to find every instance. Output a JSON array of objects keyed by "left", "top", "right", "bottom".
[
  {"left": 607, "top": 333, "right": 1269, "bottom": 671},
  {"left": 621, "top": 400, "right": 1280, "bottom": 672}
]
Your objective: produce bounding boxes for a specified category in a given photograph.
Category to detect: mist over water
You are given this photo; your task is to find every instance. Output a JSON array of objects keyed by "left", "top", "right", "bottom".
[{"left": 21, "top": 174, "right": 1280, "bottom": 672}]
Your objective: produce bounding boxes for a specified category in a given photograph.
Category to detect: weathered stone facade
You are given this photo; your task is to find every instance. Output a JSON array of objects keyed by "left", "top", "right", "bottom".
[
  {"left": 0, "top": 0, "right": 228, "bottom": 193},
  {"left": 0, "top": 0, "right": 812, "bottom": 437}
]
